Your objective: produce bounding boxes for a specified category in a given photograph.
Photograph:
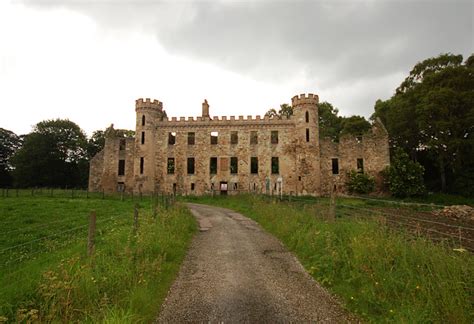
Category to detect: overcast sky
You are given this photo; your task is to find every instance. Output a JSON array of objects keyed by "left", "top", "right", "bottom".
[{"left": 1, "top": 0, "right": 472, "bottom": 136}]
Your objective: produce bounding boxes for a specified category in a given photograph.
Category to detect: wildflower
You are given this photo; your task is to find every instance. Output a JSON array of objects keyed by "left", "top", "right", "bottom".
[{"left": 416, "top": 285, "right": 420, "bottom": 289}]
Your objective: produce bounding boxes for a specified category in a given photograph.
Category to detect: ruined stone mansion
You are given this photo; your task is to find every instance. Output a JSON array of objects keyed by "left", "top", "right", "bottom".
[{"left": 88, "top": 93, "right": 390, "bottom": 196}]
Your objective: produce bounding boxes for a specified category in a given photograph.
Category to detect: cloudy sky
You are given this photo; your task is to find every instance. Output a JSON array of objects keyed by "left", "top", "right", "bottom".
[{"left": 1, "top": 0, "right": 472, "bottom": 136}]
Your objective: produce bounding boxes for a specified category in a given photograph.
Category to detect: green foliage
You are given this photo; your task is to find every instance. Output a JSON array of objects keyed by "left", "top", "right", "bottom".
[
  {"left": 11, "top": 119, "right": 88, "bottom": 188},
  {"left": 0, "top": 195, "right": 196, "bottom": 322},
  {"left": 346, "top": 170, "right": 375, "bottom": 194},
  {"left": 0, "top": 128, "right": 22, "bottom": 187},
  {"left": 372, "top": 53, "right": 474, "bottom": 195},
  {"left": 192, "top": 195, "right": 473, "bottom": 323},
  {"left": 340, "top": 115, "right": 371, "bottom": 136},
  {"left": 318, "top": 101, "right": 343, "bottom": 141},
  {"left": 386, "top": 149, "right": 426, "bottom": 197},
  {"left": 265, "top": 103, "right": 293, "bottom": 119}
]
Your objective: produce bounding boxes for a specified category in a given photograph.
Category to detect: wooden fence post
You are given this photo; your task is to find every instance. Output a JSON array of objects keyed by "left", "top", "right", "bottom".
[
  {"left": 87, "top": 211, "right": 97, "bottom": 257},
  {"left": 133, "top": 203, "right": 139, "bottom": 235}
]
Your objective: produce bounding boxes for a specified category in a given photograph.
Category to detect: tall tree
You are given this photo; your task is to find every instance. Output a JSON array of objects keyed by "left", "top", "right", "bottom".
[
  {"left": 372, "top": 53, "right": 474, "bottom": 194},
  {"left": 0, "top": 128, "right": 22, "bottom": 186},
  {"left": 318, "top": 101, "right": 343, "bottom": 141},
  {"left": 12, "top": 119, "right": 88, "bottom": 188}
]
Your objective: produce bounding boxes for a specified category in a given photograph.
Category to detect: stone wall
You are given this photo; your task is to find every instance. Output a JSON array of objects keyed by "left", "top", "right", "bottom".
[{"left": 88, "top": 94, "right": 390, "bottom": 196}]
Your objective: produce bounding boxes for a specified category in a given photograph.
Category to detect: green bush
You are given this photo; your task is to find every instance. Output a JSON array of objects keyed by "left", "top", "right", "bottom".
[
  {"left": 346, "top": 170, "right": 375, "bottom": 194},
  {"left": 387, "top": 149, "right": 426, "bottom": 197}
]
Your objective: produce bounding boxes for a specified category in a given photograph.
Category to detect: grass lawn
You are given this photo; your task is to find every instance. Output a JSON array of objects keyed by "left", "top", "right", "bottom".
[
  {"left": 185, "top": 194, "right": 474, "bottom": 323},
  {"left": 0, "top": 194, "right": 196, "bottom": 323}
]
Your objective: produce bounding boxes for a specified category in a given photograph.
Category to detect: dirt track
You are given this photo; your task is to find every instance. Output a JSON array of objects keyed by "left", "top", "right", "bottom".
[{"left": 157, "top": 203, "right": 355, "bottom": 323}]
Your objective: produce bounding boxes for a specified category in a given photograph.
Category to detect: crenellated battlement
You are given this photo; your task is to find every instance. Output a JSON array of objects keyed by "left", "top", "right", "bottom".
[
  {"left": 155, "top": 113, "right": 293, "bottom": 127},
  {"left": 136, "top": 98, "right": 163, "bottom": 111},
  {"left": 291, "top": 93, "right": 319, "bottom": 107}
]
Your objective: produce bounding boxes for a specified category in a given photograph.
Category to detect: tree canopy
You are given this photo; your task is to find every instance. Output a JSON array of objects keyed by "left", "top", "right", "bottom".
[
  {"left": 0, "top": 128, "right": 22, "bottom": 186},
  {"left": 12, "top": 119, "right": 89, "bottom": 188},
  {"left": 372, "top": 53, "right": 474, "bottom": 194}
]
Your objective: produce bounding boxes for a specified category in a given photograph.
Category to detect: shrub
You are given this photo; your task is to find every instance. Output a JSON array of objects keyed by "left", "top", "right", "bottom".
[
  {"left": 346, "top": 170, "right": 375, "bottom": 194},
  {"left": 387, "top": 149, "right": 426, "bottom": 197}
]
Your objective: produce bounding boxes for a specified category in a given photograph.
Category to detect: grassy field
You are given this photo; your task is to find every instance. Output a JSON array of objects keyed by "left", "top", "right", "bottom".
[
  {"left": 0, "top": 194, "right": 196, "bottom": 323},
  {"left": 185, "top": 195, "right": 474, "bottom": 323}
]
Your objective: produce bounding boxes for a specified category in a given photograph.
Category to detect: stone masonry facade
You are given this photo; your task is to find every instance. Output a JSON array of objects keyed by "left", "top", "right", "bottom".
[{"left": 88, "top": 93, "right": 390, "bottom": 196}]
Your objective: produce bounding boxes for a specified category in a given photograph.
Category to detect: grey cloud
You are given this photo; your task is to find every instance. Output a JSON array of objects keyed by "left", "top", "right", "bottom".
[{"left": 22, "top": 0, "right": 473, "bottom": 113}]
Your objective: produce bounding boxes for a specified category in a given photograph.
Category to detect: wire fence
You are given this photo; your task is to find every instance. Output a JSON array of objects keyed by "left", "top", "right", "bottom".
[{"left": 257, "top": 193, "right": 474, "bottom": 252}]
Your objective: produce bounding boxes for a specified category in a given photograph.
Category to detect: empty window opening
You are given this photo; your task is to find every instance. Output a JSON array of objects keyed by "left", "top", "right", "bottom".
[
  {"left": 210, "top": 131, "right": 218, "bottom": 145},
  {"left": 187, "top": 157, "right": 195, "bottom": 174},
  {"left": 305, "top": 111, "right": 309, "bottom": 123},
  {"left": 253, "top": 183, "right": 256, "bottom": 191},
  {"left": 250, "top": 131, "right": 258, "bottom": 144},
  {"left": 168, "top": 132, "right": 176, "bottom": 145},
  {"left": 142, "top": 115, "right": 145, "bottom": 126},
  {"left": 271, "top": 157, "right": 279, "bottom": 174},
  {"left": 117, "top": 182, "right": 125, "bottom": 192},
  {"left": 172, "top": 183, "right": 177, "bottom": 194},
  {"left": 251, "top": 157, "right": 259, "bottom": 174},
  {"left": 306, "top": 128, "right": 310, "bottom": 142},
  {"left": 274, "top": 183, "right": 277, "bottom": 191},
  {"left": 118, "top": 159, "right": 125, "bottom": 176},
  {"left": 188, "top": 132, "right": 195, "bottom": 145},
  {"left": 210, "top": 157, "right": 218, "bottom": 174},
  {"left": 298, "top": 176, "right": 302, "bottom": 181},
  {"left": 191, "top": 183, "right": 195, "bottom": 191},
  {"left": 230, "top": 157, "right": 238, "bottom": 174},
  {"left": 140, "top": 157, "right": 144, "bottom": 174},
  {"left": 233, "top": 182, "right": 238, "bottom": 190},
  {"left": 357, "top": 158, "right": 364, "bottom": 173},
  {"left": 271, "top": 131, "right": 279, "bottom": 144},
  {"left": 141, "top": 131, "right": 145, "bottom": 145},
  {"left": 211, "top": 183, "right": 215, "bottom": 190},
  {"left": 332, "top": 158, "right": 339, "bottom": 175},
  {"left": 119, "top": 139, "right": 126, "bottom": 151},
  {"left": 231, "top": 131, "right": 238, "bottom": 144},
  {"left": 167, "top": 157, "right": 175, "bottom": 174}
]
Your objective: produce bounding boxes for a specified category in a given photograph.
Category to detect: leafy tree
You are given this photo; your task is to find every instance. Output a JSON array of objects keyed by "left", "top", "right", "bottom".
[
  {"left": 12, "top": 119, "right": 88, "bottom": 188},
  {"left": 318, "top": 101, "right": 342, "bottom": 141},
  {"left": 340, "top": 115, "right": 371, "bottom": 136},
  {"left": 386, "top": 149, "right": 426, "bottom": 197},
  {"left": 265, "top": 104, "right": 293, "bottom": 119},
  {"left": 346, "top": 170, "right": 375, "bottom": 194},
  {"left": 372, "top": 53, "right": 474, "bottom": 194},
  {"left": 0, "top": 128, "right": 22, "bottom": 186}
]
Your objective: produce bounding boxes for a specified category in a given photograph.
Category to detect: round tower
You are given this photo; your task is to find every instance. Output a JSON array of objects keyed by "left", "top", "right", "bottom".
[
  {"left": 134, "top": 98, "right": 163, "bottom": 194},
  {"left": 291, "top": 93, "right": 321, "bottom": 195},
  {"left": 291, "top": 93, "right": 319, "bottom": 145}
]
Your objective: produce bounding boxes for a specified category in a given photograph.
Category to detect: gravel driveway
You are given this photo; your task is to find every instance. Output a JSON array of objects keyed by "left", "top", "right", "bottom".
[{"left": 157, "top": 203, "right": 356, "bottom": 323}]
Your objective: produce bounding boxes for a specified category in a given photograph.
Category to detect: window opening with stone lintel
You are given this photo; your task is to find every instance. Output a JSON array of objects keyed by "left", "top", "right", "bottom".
[
  {"left": 251, "top": 157, "right": 258, "bottom": 174},
  {"left": 271, "top": 131, "right": 279, "bottom": 144},
  {"left": 168, "top": 132, "right": 176, "bottom": 145},
  {"left": 167, "top": 158, "right": 175, "bottom": 174},
  {"left": 210, "top": 131, "right": 218, "bottom": 145},
  {"left": 210, "top": 157, "right": 217, "bottom": 174},
  {"left": 187, "top": 157, "right": 195, "bottom": 174}
]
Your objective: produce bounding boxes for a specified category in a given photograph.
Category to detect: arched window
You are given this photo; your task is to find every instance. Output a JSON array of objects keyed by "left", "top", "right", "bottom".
[
  {"left": 305, "top": 111, "right": 309, "bottom": 123},
  {"left": 141, "top": 115, "right": 145, "bottom": 126}
]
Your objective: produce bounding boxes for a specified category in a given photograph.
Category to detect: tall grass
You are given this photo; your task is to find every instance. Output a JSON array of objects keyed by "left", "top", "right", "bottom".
[
  {"left": 0, "top": 196, "right": 196, "bottom": 323},
  {"left": 188, "top": 195, "right": 473, "bottom": 323}
]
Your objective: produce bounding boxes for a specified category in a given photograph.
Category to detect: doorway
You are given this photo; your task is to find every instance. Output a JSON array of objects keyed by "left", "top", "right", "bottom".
[{"left": 220, "top": 182, "right": 228, "bottom": 195}]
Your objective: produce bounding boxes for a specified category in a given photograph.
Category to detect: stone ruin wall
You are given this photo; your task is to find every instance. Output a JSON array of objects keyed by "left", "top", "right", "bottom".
[
  {"left": 319, "top": 119, "right": 390, "bottom": 195},
  {"left": 88, "top": 95, "right": 390, "bottom": 196}
]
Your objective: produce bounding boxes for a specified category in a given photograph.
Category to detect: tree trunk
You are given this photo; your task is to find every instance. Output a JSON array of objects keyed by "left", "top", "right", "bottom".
[{"left": 439, "top": 156, "right": 447, "bottom": 193}]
